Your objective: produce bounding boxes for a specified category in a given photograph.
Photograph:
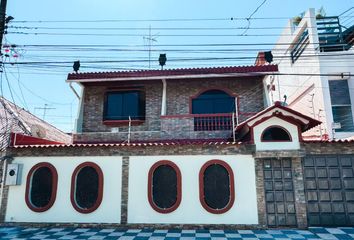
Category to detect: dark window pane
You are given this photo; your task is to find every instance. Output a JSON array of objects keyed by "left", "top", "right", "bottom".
[
  {"left": 192, "top": 90, "right": 235, "bottom": 114},
  {"left": 329, "top": 80, "right": 351, "bottom": 105},
  {"left": 262, "top": 127, "right": 291, "bottom": 141},
  {"left": 30, "top": 167, "right": 53, "bottom": 208},
  {"left": 104, "top": 91, "right": 145, "bottom": 120},
  {"left": 152, "top": 165, "right": 177, "bottom": 209},
  {"left": 332, "top": 106, "right": 354, "bottom": 132},
  {"left": 75, "top": 166, "right": 99, "bottom": 210},
  {"left": 122, "top": 92, "right": 139, "bottom": 118},
  {"left": 203, "top": 164, "right": 230, "bottom": 209},
  {"left": 106, "top": 93, "right": 123, "bottom": 120}
]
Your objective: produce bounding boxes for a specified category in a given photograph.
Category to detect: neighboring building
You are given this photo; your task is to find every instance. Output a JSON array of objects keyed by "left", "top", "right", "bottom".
[
  {"left": 0, "top": 96, "right": 71, "bottom": 220},
  {"left": 1, "top": 65, "right": 354, "bottom": 228},
  {"left": 262, "top": 8, "right": 354, "bottom": 140},
  {"left": 0, "top": 97, "right": 72, "bottom": 151}
]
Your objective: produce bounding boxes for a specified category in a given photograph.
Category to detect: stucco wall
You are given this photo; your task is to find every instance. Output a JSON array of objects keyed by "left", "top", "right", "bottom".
[
  {"left": 127, "top": 155, "right": 258, "bottom": 225},
  {"left": 253, "top": 117, "right": 300, "bottom": 151},
  {"left": 5, "top": 156, "right": 122, "bottom": 223}
]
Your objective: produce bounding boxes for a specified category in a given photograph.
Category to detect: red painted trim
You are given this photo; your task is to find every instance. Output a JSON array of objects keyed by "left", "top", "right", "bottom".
[
  {"left": 160, "top": 112, "right": 257, "bottom": 119},
  {"left": 25, "top": 162, "right": 58, "bottom": 212},
  {"left": 260, "top": 125, "right": 293, "bottom": 142},
  {"left": 235, "top": 103, "right": 321, "bottom": 132},
  {"left": 11, "top": 133, "right": 63, "bottom": 146},
  {"left": 252, "top": 112, "right": 303, "bottom": 142},
  {"left": 189, "top": 88, "right": 239, "bottom": 114},
  {"left": 199, "top": 160, "right": 235, "bottom": 214},
  {"left": 249, "top": 126, "right": 255, "bottom": 144},
  {"left": 103, "top": 120, "right": 144, "bottom": 126},
  {"left": 147, "top": 160, "right": 182, "bottom": 214},
  {"left": 70, "top": 162, "right": 104, "bottom": 214}
]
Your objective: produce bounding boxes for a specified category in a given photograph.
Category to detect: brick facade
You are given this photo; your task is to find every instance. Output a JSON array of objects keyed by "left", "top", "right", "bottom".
[{"left": 75, "top": 76, "right": 265, "bottom": 143}]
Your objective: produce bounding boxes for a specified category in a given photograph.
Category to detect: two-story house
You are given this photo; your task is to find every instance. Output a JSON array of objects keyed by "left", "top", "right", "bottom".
[{"left": 1, "top": 64, "right": 354, "bottom": 228}]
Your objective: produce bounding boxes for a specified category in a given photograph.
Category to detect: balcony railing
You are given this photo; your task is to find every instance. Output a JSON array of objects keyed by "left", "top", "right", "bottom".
[{"left": 193, "top": 113, "right": 237, "bottom": 131}]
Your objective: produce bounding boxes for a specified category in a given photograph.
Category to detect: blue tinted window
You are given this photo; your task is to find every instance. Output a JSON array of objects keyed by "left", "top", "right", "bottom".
[
  {"left": 192, "top": 90, "right": 235, "bottom": 114},
  {"left": 104, "top": 91, "right": 145, "bottom": 120}
]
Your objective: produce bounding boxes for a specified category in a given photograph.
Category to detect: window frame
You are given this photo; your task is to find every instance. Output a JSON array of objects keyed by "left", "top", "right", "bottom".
[
  {"left": 260, "top": 125, "right": 292, "bottom": 142},
  {"left": 147, "top": 160, "right": 182, "bottom": 214},
  {"left": 103, "top": 89, "right": 146, "bottom": 125},
  {"left": 199, "top": 160, "right": 235, "bottom": 214},
  {"left": 328, "top": 78, "right": 354, "bottom": 133},
  {"left": 25, "top": 162, "right": 58, "bottom": 212},
  {"left": 190, "top": 88, "right": 238, "bottom": 114},
  {"left": 70, "top": 162, "right": 104, "bottom": 214}
]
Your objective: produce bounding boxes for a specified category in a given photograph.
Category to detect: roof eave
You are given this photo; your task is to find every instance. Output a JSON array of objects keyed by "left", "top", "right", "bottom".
[{"left": 66, "top": 71, "right": 277, "bottom": 83}]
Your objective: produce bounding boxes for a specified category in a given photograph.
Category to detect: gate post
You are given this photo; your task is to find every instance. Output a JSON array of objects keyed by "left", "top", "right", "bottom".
[
  {"left": 255, "top": 158, "right": 267, "bottom": 227},
  {"left": 292, "top": 157, "right": 308, "bottom": 228}
]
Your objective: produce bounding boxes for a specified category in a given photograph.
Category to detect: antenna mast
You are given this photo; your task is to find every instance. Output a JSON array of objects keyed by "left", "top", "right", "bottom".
[{"left": 143, "top": 25, "right": 158, "bottom": 69}]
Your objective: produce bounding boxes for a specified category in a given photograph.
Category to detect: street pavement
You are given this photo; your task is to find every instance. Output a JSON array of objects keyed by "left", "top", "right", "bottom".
[{"left": 0, "top": 227, "right": 353, "bottom": 239}]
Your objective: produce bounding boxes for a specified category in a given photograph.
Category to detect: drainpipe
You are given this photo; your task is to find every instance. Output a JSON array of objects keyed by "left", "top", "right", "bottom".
[
  {"left": 161, "top": 79, "right": 167, "bottom": 115},
  {"left": 69, "top": 83, "right": 81, "bottom": 100}
]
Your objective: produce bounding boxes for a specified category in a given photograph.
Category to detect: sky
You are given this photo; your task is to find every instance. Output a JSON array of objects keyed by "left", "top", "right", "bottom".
[{"left": 1, "top": 0, "right": 354, "bottom": 133}]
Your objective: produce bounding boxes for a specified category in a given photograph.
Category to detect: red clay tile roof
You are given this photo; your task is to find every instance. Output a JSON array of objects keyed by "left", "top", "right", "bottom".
[
  {"left": 67, "top": 65, "right": 278, "bottom": 81},
  {"left": 235, "top": 101, "right": 322, "bottom": 133},
  {"left": 12, "top": 140, "right": 242, "bottom": 149}
]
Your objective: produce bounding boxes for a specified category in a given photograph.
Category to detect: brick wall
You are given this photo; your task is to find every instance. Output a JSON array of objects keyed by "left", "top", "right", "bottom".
[{"left": 77, "top": 76, "right": 265, "bottom": 143}]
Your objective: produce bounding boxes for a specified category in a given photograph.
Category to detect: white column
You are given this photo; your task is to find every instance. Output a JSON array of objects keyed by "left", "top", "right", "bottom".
[{"left": 161, "top": 79, "right": 167, "bottom": 115}]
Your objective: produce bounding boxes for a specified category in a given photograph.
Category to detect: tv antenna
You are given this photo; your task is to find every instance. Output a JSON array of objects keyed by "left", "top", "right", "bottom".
[{"left": 143, "top": 25, "right": 158, "bottom": 69}]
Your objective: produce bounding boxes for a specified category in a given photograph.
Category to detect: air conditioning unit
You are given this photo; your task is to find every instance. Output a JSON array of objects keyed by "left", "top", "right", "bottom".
[
  {"left": 5, "top": 164, "right": 22, "bottom": 186},
  {"left": 332, "top": 122, "right": 342, "bottom": 130}
]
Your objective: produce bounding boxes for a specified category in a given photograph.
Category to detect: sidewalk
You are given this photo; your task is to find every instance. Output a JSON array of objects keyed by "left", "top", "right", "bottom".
[{"left": 0, "top": 227, "right": 353, "bottom": 239}]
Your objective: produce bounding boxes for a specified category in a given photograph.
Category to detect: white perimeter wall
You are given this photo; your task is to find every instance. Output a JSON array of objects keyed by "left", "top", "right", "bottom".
[
  {"left": 6, "top": 156, "right": 122, "bottom": 223},
  {"left": 128, "top": 155, "right": 258, "bottom": 225}
]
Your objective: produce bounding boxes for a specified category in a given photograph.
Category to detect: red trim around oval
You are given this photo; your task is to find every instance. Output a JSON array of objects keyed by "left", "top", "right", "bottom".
[
  {"left": 25, "top": 162, "right": 58, "bottom": 212},
  {"left": 70, "top": 162, "right": 104, "bottom": 214},
  {"left": 147, "top": 160, "right": 182, "bottom": 214},
  {"left": 199, "top": 159, "right": 235, "bottom": 214},
  {"left": 260, "top": 125, "right": 293, "bottom": 142}
]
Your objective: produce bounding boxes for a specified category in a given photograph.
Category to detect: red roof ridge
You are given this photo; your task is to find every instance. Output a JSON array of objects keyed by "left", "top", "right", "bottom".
[{"left": 67, "top": 64, "right": 278, "bottom": 80}]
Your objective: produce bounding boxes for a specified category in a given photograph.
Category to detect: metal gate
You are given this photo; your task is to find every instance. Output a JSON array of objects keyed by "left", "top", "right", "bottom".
[
  {"left": 303, "top": 155, "right": 354, "bottom": 226},
  {"left": 263, "top": 158, "right": 297, "bottom": 227}
]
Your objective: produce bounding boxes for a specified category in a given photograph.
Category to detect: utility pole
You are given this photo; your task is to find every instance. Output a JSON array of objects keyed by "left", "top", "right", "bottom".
[{"left": 0, "top": 0, "right": 8, "bottom": 58}]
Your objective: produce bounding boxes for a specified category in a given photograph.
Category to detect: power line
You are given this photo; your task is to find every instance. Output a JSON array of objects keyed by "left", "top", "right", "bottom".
[
  {"left": 4, "top": 52, "right": 354, "bottom": 65},
  {"left": 241, "top": 0, "right": 268, "bottom": 35},
  {"left": 10, "top": 31, "right": 347, "bottom": 37},
  {"left": 10, "top": 15, "right": 354, "bottom": 23},
  {"left": 9, "top": 25, "right": 340, "bottom": 31}
]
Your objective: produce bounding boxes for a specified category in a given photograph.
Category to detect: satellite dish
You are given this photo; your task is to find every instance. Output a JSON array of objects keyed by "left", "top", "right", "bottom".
[{"left": 31, "top": 124, "right": 47, "bottom": 138}]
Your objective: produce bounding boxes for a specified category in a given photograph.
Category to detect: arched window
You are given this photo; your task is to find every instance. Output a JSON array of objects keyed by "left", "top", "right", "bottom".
[
  {"left": 261, "top": 126, "right": 292, "bottom": 141},
  {"left": 25, "top": 162, "right": 58, "bottom": 212},
  {"left": 148, "top": 160, "right": 182, "bottom": 213},
  {"left": 71, "top": 162, "right": 104, "bottom": 214},
  {"left": 192, "top": 90, "right": 236, "bottom": 131},
  {"left": 199, "top": 160, "right": 235, "bottom": 214},
  {"left": 192, "top": 89, "right": 236, "bottom": 114}
]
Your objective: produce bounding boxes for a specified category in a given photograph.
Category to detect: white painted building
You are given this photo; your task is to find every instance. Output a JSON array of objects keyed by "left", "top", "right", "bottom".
[{"left": 264, "top": 8, "right": 354, "bottom": 140}]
